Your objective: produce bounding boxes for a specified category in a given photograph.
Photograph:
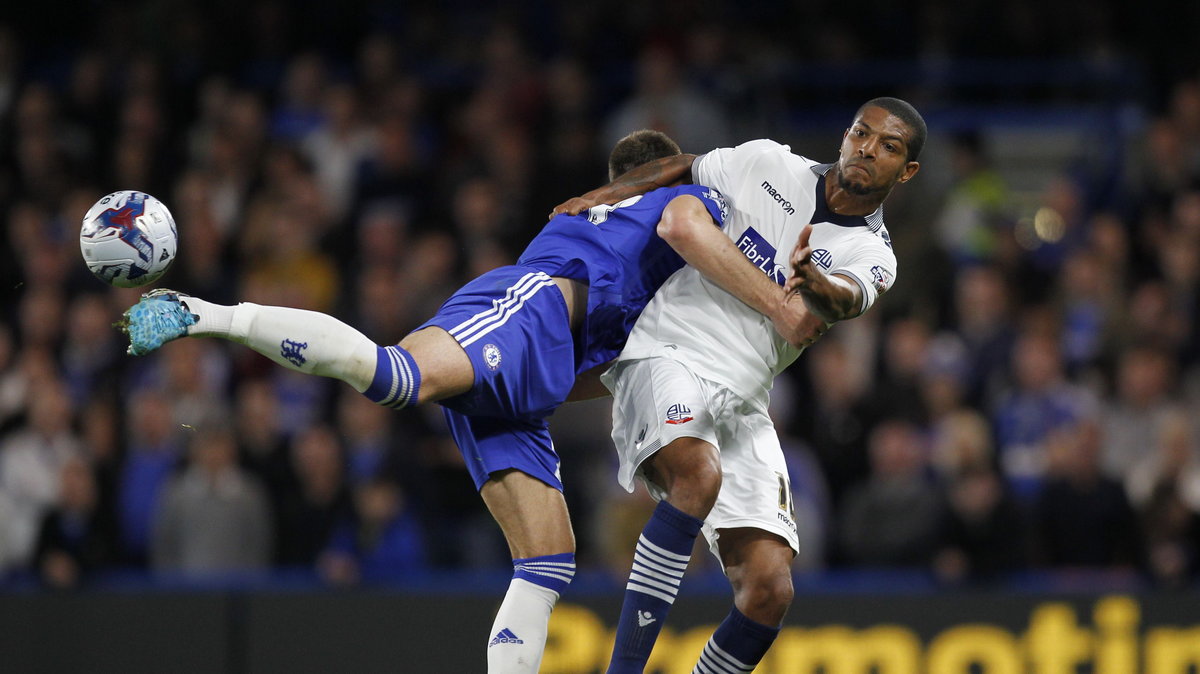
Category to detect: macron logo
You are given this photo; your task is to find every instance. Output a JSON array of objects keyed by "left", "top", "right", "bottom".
[
  {"left": 761, "top": 180, "right": 796, "bottom": 215},
  {"left": 489, "top": 628, "right": 524, "bottom": 647}
]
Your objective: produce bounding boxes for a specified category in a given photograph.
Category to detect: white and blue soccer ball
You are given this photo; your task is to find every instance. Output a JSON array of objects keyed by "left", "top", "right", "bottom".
[{"left": 79, "top": 190, "right": 178, "bottom": 288}]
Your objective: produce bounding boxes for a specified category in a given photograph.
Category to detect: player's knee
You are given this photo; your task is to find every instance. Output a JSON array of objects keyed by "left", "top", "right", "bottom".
[
  {"left": 362, "top": 345, "right": 422, "bottom": 409},
  {"left": 733, "top": 565, "right": 794, "bottom": 624},
  {"left": 656, "top": 441, "right": 722, "bottom": 517}
]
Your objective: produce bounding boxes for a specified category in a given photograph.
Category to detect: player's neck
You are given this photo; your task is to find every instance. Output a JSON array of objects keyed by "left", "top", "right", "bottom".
[{"left": 824, "top": 178, "right": 887, "bottom": 216}]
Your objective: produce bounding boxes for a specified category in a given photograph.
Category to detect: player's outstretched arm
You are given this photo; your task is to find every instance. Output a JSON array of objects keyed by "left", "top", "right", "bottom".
[
  {"left": 784, "top": 224, "right": 862, "bottom": 324},
  {"left": 658, "top": 196, "right": 825, "bottom": 349},
  {"left": 549, "top": 154, "right": 698, "bottom": 218}
]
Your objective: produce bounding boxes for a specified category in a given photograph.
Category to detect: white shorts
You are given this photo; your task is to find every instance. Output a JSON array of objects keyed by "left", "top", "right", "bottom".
[{"left": 603, "top": 356, "right": 799, "bottom": 560}]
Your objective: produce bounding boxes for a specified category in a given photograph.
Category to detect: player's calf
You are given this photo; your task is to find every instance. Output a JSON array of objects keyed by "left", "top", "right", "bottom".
[
  {"left": 607, "top": 499, "right": 704, "bottom": 674},
  {"left": 688, "top": 528, "right": 794, "bottom": 673},
  {"left": 719, "top": 528, "right": 795, "bottom": 626}
]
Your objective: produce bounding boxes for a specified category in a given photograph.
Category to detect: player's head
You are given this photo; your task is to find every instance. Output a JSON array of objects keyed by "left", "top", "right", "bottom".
[
  {"left": 836, "top": 97, "right": 925, "bottom": 198},
  {"left": 608, "top": 129, "right": 682, "bottom": 182},
  {"left": 859, "top": 97, "right": 926, "bottom": 162}
]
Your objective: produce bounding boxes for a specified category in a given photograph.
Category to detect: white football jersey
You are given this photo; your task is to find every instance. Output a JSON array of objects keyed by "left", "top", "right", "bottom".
[{"left": 617, "top": 139, "right": 898, "bottom": 401}]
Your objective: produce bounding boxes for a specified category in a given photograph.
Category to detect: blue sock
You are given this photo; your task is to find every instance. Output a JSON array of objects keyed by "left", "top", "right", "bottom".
[
  {"left": 693, "top": 606, "right": 780, "bottom": 673},
  {"left": 607, "top": 500, "right": 703, "bottom": 673},
  {"left": 362, "top": 345, "right": 421, "bottom": 409}
]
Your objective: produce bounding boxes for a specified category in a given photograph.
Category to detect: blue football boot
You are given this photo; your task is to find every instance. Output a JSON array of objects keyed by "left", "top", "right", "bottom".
[{"left": 120, "top": 289, "right": 198, "bottom": 356}]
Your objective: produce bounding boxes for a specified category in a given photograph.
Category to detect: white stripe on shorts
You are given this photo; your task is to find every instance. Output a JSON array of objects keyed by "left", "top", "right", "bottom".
[{"left": 449, "top": 271, "right": 555, "bottom": 347}]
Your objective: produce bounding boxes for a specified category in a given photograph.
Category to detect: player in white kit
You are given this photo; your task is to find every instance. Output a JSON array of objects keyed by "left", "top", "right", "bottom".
[{"left": 553, "top": 98, "right": 925, "bottom": 673}]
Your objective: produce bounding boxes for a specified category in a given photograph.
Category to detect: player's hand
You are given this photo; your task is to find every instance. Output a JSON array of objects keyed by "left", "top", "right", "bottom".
[
  {"left": 770, "top": 292, "right": 828, "bottom": 349},
  {"left": 549, "top": 197, "right": 597, "bottom": 219},
  {"left": 784, "top": 224, "right": 815, "bottom": 295}
]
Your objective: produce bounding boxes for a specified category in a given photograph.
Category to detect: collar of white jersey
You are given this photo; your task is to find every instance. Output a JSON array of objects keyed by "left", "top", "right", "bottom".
[{"left": 810, "top": 163, "right": 885, "bottom": 233}]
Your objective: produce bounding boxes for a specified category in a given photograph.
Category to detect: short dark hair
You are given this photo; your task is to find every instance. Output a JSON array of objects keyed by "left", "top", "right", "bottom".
[
  {"left": 608, "top": 129, "right": 682, "bottom": 181},
  {"left": 858, "top": 97, "right": 927, "bottom": 162}
]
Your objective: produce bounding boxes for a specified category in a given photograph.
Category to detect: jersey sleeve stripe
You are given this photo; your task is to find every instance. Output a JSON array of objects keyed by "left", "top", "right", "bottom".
[{"left": 829, "top": 268, "right": 871, "bottom": 317}]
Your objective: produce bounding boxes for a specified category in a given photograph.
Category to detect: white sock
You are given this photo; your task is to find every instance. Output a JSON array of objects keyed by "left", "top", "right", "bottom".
[
  {"left": 486, "top": 578, "right": 560, "bottom": 674},
  {"left": 188, "top": 300, "right": 378, "bottom": 392},
  {"left": 180, "top": 296, "right": 235, "bottom": 338}
]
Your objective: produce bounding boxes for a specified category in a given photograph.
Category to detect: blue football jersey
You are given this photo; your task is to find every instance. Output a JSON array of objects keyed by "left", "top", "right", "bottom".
[{"left": 517, "top": 184, "right": 728, "bottom": 373}]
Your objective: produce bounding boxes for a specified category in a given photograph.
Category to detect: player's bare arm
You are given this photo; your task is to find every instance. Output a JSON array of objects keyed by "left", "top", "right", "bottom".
[
  {"left": 550, "top": 153, "right": 698, "bottom": 218},
  {"left": 658, "top": 195, "right": 824, "bottom": 348},
  {"left": 785, "top": 224, "right": 862, "bottom": 323}
]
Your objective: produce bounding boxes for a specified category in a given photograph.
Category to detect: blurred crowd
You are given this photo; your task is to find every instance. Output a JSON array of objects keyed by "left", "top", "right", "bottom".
[{"left": 2, "top": 1, "right": 1200, "bottom": 590}]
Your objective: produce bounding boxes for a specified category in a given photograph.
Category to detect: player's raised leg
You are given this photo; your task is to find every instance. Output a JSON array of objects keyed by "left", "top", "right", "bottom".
[
  {"left": 692, "top": 529, "right": 792, "bottom": 674},
  {"left": 121, "top": 290, "right": 473, "bottom": 406},
  {"left": 478, "top": 469, "right": 576, "bottom": 674}
]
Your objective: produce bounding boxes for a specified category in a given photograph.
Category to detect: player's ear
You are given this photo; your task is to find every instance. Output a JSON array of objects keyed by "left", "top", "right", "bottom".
[{"left": 898, "top": 161, "right": 920, "bottom": 183}]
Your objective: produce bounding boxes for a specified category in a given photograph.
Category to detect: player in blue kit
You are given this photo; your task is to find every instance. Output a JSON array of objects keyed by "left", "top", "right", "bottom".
[{"left": 121, "top": 130, "right": 818, "bottom": 673}]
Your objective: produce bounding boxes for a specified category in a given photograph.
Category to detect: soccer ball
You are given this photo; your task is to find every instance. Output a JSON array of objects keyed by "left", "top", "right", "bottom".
[{"left": 79, "top": 190, "right": 178, "bottom": 288}]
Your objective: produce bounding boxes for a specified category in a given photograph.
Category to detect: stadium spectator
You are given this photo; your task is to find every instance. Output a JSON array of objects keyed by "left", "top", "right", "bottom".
[
  {"left": 274, "top": 425, "right": 353, "bottom": 568},
  {"left": 928, "top": 409, "right": 995, "bottom": 482},
  {"left": 32, "top": 456, "right": 118, "bottom": 589},
  {"left": 60, "top": 293, "right": 123, "bottom": 406},
  {"left": 1129, "top": 411, "right": 1200, "bottom": 585},
  {"left": 233, "top": 378, "right": 290, "bottom": 497},
  {"left": 116, "top": 390, "right": 184, "bottom": 564},
  {"left": 322, "top": 476, "right": 427, "bottom": 584},
  {"left": 1101, "top": 345, "right": 1177, "bottom": 479},
  {"left": 991, "top": 327, "right": 1098, "bottom": 499},
  {"left": 1032, "top": 421, "right": 1140, "bottom": 569},
  {"left": 603, "top": 44, "right": 731, "bottom": 154},
  {"left": 864, "top": 317, "right": 934, "bottom": 427},
  {"left": 301, "top": 84, "right": 376, "bottom": 223},
  {"left": 934, "top": 462, "right": 1029, "bottom": 585},
  {"left": 0, "top": 376, "right": 82, "bottom": 567},
  {"left": 839, "top": 419, "right": 941, "bottom": 567},
  {"left": 151, "top": 428, "right": 273, "bottom": 575},
  {"left": 336, "top": 387, "right": 402, "bottom": 486},
  {"left": 950, "top": 265, "right": 1017, "bottom": 409},
  {"left": 933, "top": 131, "right": 1012, "bottom": 267},
  {"left": 794, "top": 336, "right": 876, "bottom": 507}
]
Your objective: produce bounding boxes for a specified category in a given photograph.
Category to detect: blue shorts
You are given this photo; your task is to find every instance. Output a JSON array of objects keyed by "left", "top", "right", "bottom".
[
  {"left": 417, "top": 266, "right": 575, "bottom": 491},
  {"left": 442, "top": 412, "right": 562, "bottom": 491}
]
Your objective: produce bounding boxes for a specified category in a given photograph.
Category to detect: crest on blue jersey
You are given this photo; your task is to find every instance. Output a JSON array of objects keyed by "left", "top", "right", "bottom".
[{"left": 702, "top": 188, "right": 729, "bottom": 221}]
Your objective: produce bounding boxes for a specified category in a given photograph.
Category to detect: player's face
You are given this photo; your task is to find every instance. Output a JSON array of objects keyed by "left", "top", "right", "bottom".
[{"left": 836, "top": 106, "right": 920, "bottom": 197}]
